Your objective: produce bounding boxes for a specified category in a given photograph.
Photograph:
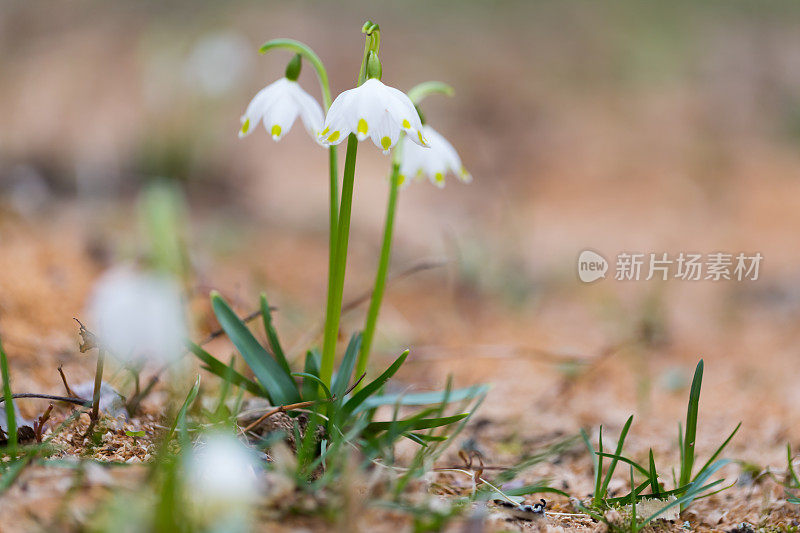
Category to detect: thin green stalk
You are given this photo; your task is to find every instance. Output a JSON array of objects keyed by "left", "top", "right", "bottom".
[
  {"left": 0, "top": 338, "right": 17, "bottom": 453},
  {"left": 258, "top": 39, "right": 341, "bottom": 362},
  {"left": 319, "top": 23, "right": 378, "bottom": 387},
  {"left": 356, "top": 156, "right": 401, "bottom": 382},
  {"left": 320, "top": 135, "right": 359, "bottom": 385}
]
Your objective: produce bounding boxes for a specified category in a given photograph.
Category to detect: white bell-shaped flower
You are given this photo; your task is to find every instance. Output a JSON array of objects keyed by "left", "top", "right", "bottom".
[
  {"left": 239, "top": 78, "right": 324, "bottom": 141},
  {"left": 88, "top": 267, "right": 187, "bottom": 364},
  {"left": 319, "top": 78, "right": 428, "bottom": 154},
  {"left": 398, "top": 125, "right": 471, "bottom": 188}
]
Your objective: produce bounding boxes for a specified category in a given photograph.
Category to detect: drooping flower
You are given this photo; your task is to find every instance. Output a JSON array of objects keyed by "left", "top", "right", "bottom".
[
  {"left": 239, "top": 78, "right": 324, "bottom": 141},
  {"left": 87, "top": 267, "right": 187, "bottom": 364},
  {"left": 319, "top": 78, "right": 428, "bottom": 154},
  {"left": 398, "top": 125, "right": 471, "bottom": 188}
]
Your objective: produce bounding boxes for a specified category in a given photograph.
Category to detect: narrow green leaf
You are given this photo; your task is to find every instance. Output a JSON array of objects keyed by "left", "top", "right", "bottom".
[
  {"left": 342, "top": 350, "right": 407, "bottom": 417},
  {"left": 596, "top": 452, "right": 651, "bottom": 478},
  {"left": 692, "top": 422, "right": 741, "bottom": 483},
  {"left": 0, "top": 338, "right": 17, "bottom": 453},
  {"left": 501, "top": 484, "right": 570, "bottom": 498},
  {"left": 680, "top": 359, "right": 703, "bottom": 488},
  {"left": 292, "top": 373, "right": 331, "bottom": 400},
  {"left": 189, "top": 342, "right": 265, "bottom": 397},
  {"left": 600, "top": 415, "right": 634, "bottom": 498},
  {"left": 630, "top": 466, "right": 638, "bottom": 533},
  {"left": 260, "top": 294, "right": 291, "bottom": 374},
  {"left": 642, "top": 459, "right": 730, "bottom": 524},
  {"left": 332, "top": 333, "right": 361, "bottom": 398},
  {"left": 788, "top": 444, "right": 800, "bottom": 489},
  {"left": 167, "top": 376, "right": 200, "bottom": 442},
  {"left": 365, "top": 413, "right": 468, "bottom": 433},
  {"left": 211, "top": 292, "right": 300, "bottom": 405},
  {"left": 302, "top": 350, "right": 321, "bottom": 401},
  {"left": 593, "top": 426, "right": 604, "bottom": 505},
  {"left": 648, "top": 449, "right": 660, "bottom": 496},
  {"left": 355, "top": 384, "right": 489, "bottom": 412}
]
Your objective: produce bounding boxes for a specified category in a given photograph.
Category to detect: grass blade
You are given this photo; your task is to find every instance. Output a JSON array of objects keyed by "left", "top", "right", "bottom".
[
  {"left": 260, "top": 294, "right": 291, "bottom": 374},
  {"left": 593, "top": 426, "right": 604, "bottom": 505},
  {"left": 166, "top": 376, "right": 200, "bottom": 442},
  {"left": 341, "top": 350, "right": 408, "bottom": 417},
  {"left": 596, "top": 452, "right": 651, "bottom": 478},
  {"left": 692, "top": 422, "right": 740, "bottom": 483},
  {"left": 356, "top": 384, "right": 489, "bottom": 412},
  {"left": 0, "top": 338, "right": 17, "bottom": 453},
  {"left": 648, "top": 449, "right": 660, "bottom": 496},
  {"left": 188, "top": 342, "right": 265, "bottom": 397},
  {"left": 365, "top": 413, "right": 468, "bottom": 433},
  {"left": 600, "top": 415, "right": 634, "bottom": 498},
  {"left": 630, "top": 466, "right": 638, "bottom": 533},
  {"left": 302, "top": 350, "right": 321, "bottom": 401},
  {"left": 332, "top": 333, "right": 361, "bottom": 399},
  {"left": 680, "top": 359, "right": 703, "bottom": 488},
  {"left": 211, "top": 292, "right": 300, "bottom": 405}
]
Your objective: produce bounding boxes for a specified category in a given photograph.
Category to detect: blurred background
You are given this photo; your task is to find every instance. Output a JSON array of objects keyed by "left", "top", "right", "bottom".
[{"left": 2, "top": 0, "right": 800, "bottom": 467}]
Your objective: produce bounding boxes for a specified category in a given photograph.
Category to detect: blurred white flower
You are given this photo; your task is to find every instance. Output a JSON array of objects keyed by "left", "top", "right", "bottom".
[
  {"left": 398, "top": 125, "right": 471, "bottom": 188},
  {"left": 184, "top": 32, "right": 251, "bottom": 97},
  {"left": 239, "top": 78, "right": 324, "bottom": 141},
  {"left": 319, "top": 78, "right": 428, "bottom": 154},
  {"left": 88, "top": 267, "right": 187, "bottom": 364},
  {"left": 186, "top": 432, "right": 260, "bottom": 530}
]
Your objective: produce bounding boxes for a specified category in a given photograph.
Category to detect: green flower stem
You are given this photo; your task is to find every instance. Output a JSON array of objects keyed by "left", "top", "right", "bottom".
[
  {"left": 354, "top": 81, "right": 453, "bottom": 384},
  {"left": 259, "top": 39, "right": 341, "bottom": 374},
  {"left": 320, "top": 134, "right": 359, "bottom": 385},
  {"left": 356, "top": 153, "right": 402, "bottom": 384},
  {"left": 320, "top": 23, "right": 378, "bottom": 386}
]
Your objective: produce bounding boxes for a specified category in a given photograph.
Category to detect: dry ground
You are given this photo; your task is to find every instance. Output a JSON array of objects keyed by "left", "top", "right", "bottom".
[{"left": 2, "top": 1, "right": 800, "bottom": 531}]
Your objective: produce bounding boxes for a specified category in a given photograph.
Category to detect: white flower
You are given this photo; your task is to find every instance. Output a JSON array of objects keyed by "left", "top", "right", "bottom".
[
  {"left": 185, "top": 432, "right": 260, "bottom": 528},
  {"left": 88, "top": 267, "right": 187, "bottom": 364},
  {"left": 398, "top": 125, "right": 472, "bottom": 188},
  {"left": 319, "top": 78, "right": 428, "bottom": 154},
  {"left": 239, "top": 78, "right": 324, "bottom": 141}
]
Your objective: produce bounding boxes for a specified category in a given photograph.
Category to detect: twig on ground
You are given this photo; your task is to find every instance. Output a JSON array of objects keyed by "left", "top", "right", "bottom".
[
  {"left": 33, "top": 404, "right": 53, "bottom": 443},
  {"left": 57, "top": 365, "right": 77, "bottom": 398},
  {"left": 0, "top": 393, "right": 89, "bottom": 406}
]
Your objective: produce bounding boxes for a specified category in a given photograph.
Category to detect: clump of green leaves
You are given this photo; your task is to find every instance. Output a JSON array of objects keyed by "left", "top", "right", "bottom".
[
  {"left": 192, "top": 292, "right": 487, "bottom": 483},
  {"left": 580, "top": 359, "right": 740, "bottom": 529}
]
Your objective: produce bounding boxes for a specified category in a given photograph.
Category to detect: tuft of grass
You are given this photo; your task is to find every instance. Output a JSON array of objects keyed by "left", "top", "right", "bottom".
[{"left": 582, "top": 359, "right": 740, "bottom": 522}]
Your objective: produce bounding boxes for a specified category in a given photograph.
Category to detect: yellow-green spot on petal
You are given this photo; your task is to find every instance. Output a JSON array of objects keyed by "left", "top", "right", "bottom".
[
  {"left": 398, "top": 174, "right": 406, "bottom": 186},
  {"left": 321, "top": 126, "right": 330, "bottom": 136},
  {"left": 357, "top": 119, "right": 368, "bottom": 135},
  {"left": 418, "top": 131, "right": 428, "bottom": 146},
  {"left": 240, "top": 119, "right": 250, "bottom": 135},
  {"left": 402, "top": 119, "right": 411, "bottom": 129},
  {"left": 271, "top": 124, "right": 282, "bottom": 138},
  {"left": 327, "top": 131, "right": 340, "bottom": 142},
  {"left": 435, "top": 172, "right": 444, "bottom": 183},
  {"left": 381, "top": 136, "right": 392, "bottom": 150}
]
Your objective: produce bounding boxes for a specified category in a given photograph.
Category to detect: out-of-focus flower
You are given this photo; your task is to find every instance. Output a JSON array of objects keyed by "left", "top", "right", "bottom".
[
  {"left": 398, "top": 125, "right": 471, "bottom": 188},
  {"left": 319, "top": 78, "right": 428, "bottom": 154},
  {"left": 88, "top": 267, "right": 187, "bottom": 364},
  {"left": 239, "top": 78, "right": 324, "bottom": 141},
  {"left": 184, "top": 32, "right": 251, "bottom": 97},
  {"left": 185, "top": 432, "right": 260, "bottom": 530}
]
